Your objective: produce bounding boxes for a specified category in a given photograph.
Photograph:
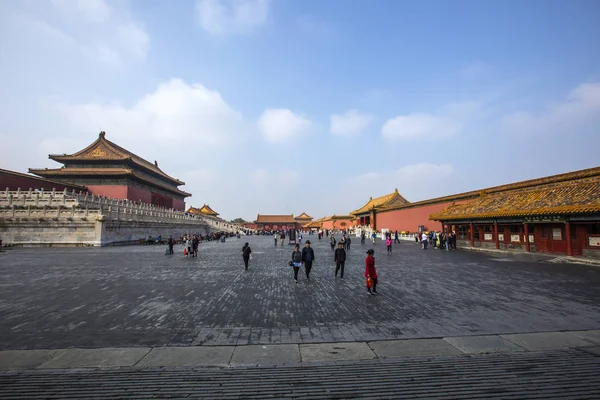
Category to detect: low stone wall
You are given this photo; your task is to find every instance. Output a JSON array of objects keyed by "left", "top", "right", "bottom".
[
  {"left": 0, "top": 190, "right": 239, "bottom": 247},
  {"left": 582, "top": 249, "right": 600, "bottom": 259},
  {"left": 0, "top": 218, "right": 100, "bottom": 247},
  {"left": 100, "top": 219, "right": 212, "bottom": 246},
  {"left": 456, "top": 240, "right": 537, "bottom": 253}
]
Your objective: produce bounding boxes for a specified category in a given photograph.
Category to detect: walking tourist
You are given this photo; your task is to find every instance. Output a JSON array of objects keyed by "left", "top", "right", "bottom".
[
  {"left": 167, "top": 235, "right": 174, "bottom": 255},
  {"left": 186, "top": 235, "right": 193, "bottom": 257},
  {"left": 281, "top": 231, "right": 285, "bottom": 246},
  {"left": 346, "top": 235, "right": 351, "bottom": 251},
  {"left": 340, "top": 234, "right": 346, "bottom": 250},
  {"left": 274, "top": 232, "right": 278, "bottom": 246},
  {"left": 371, "top": 231, "right": 376, "bottom": 244},
  {"left": 193, "top": 235, "right": 199, "bottom": 257},
  {"left": 334, "top": 242, "right": 346, "bottom": 278},
  {"left": 386, "top": 236, "right": 392, "bottom": 255},
  {"left": 291, "top": 244, "right": 302, "bottom": 283},
  {"left": 394, "top": 230, "right": 399, "bottom": 243},
  {"left": 330, "top": 234, "right": 336, "bottom": 251},
  {"left": 302, "top": 240, "right": 315, "bottom": 281},
  {"left": 365, "top": 249, "right": 378, "bottom": 295},
  {"left": 242, "top": 242, "right": 252, "bottom": 270},
  {"left": 361, "top": 231, "right": 366, "bottom": 244},
  {"left": 421, "top": 231, "right": 428, "bottom": 249}
]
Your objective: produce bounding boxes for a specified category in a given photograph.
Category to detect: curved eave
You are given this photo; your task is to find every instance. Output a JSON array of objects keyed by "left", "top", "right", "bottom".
[
  {"left": 49, "top": 155, "right": 185, "bottom": 186},
  {"left": 30, "top": 168, "right": 190, "bottom": 198}
]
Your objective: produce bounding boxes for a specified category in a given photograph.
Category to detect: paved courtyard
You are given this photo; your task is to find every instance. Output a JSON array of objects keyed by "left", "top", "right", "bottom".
[{"left": 1, "top": 235, "right": 600, "bottom": 349}]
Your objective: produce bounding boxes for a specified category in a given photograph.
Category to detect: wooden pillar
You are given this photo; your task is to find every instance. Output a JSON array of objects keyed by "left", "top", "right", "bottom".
[
  {"left": 494, "top": 221, "right": 499, "bottom": 249},
  {"left": 470, "top": 222, "right": 474, "bottom": 247},
  {"left": 524, "top": 223, "right": 530, "bottom": 253},
  {"left": 565, "top": 221, "right": 573, "bottom": 256}
]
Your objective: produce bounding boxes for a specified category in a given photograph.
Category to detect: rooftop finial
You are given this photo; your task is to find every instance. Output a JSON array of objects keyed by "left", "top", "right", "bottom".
[
  {"left": 99, "top": 131, "right": 106, "bottom": 138},
  {"left": 395, "top": 188, "right": 398, "bottom": 193},
  {"left": 154, "top": 160, "right": 158, "bottom": 167}
]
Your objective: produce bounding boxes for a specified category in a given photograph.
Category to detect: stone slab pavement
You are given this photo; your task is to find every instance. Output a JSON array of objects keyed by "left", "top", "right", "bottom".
[
  {"left": 1, "top": 348, "right": 600, "bottom": 399},
  {"left": 2, "top": 235, "right": 600, "bottom": 350},
  {"left": 1, "top": 330, "right": 599, "bottom": 370}
]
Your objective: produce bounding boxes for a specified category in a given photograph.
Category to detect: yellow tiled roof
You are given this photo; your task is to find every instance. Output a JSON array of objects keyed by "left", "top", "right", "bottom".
[
  {"left": 255, "top": 214, "right": 296, "bottom": 223},
  {"left": 387, "top": 165, "right": 600, "bottom": 212},
  {"left": 48, "top": 131, "right": 185, "bottom": 186},
  {"left": 430, "top": 178, "right": 600, "bottom": 221},
  {"left": 351, "top": 189, "right": 409, "bottom": 215},
  {"left": 295, "top": 212, "right": 313, "bottom": 220}
]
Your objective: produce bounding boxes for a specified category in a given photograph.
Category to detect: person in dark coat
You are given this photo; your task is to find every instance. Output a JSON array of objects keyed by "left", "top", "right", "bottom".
[
  {"left": 334, "top": 242, "right": 347, "bottom": 278},
  {"left": 242, "top": 242, "right": 252, "bottom": 270},
  {"left": 167, "top": 235, "right": 174, "bottom": 255},
  {"left": 301, "top": 240, "right": 315, "bottom": 281}
]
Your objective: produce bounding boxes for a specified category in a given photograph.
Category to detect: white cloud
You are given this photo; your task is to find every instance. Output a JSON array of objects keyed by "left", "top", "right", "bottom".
[
  {"left": 6, "top": 1, "right": 150, "bottom": 70},
  {"left": 116, "top": 23, "right": 150, "bottom": 59},
  {"left": 503, "top": 82, "right": 600, "bottom": 135},
  {"left": 52, "top": 78, "right": 247, "bottom": 150},
  {"left": 330, "top": 109, "right": 373, "bottom": 136},
  {"left": 50, "top": 0, "right": 112, "bottom": 23},
  {"left": 196, "top": 0, "right": 270, "bottom": 36},
  {"left": 258, "top": 108, "right": 312, "bottom": 142},
  {"left": 381, "top": 113, "right": 461, "bottom": 141}
]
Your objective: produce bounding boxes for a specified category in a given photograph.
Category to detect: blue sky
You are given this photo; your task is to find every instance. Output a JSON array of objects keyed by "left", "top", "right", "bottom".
[{"left": 1, "top": 0, "right": 599, "bottom": 221}]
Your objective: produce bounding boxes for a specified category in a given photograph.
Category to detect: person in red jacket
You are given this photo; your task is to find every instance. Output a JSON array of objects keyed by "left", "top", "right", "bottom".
[{"left": 365, "top": 249, "right": 378, "bottom": 295}]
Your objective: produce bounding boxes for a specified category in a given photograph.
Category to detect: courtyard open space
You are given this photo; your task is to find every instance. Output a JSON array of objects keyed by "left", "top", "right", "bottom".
[{"left": 1, "top": 235, "right": 600, "bottom": 350}]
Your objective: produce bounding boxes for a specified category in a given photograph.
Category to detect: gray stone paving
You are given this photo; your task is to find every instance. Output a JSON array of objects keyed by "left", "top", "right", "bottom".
[
  {"left": 1, "top": 349, "right": 600, "bottom": 399},
  {"left": 1, "top": 235, "right": 600, "bottom": 349}
]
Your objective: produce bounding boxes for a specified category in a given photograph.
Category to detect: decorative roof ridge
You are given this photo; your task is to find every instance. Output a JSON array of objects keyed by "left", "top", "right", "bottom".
[
  {"left": 386, "top": 165, "right": 600, "bottom": 212},
  {"left": 430, "top": 177, "right": 600, "bottom": 221},
  {"left": 351, "top": 189, "right": 408, "bottom": 215},
  {"left": 49, "top": 132, "right": 185, "bottom": 186}
]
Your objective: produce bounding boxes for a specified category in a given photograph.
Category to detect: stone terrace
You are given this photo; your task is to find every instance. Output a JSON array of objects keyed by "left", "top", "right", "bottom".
[{"left": 1, "top": 235, "right": 600, "bottom": 349}]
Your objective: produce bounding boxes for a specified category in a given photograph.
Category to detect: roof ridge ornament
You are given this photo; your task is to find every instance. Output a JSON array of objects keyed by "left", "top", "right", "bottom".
[{"left": 99, "top": 131, "right": 106, "bottom": 138}]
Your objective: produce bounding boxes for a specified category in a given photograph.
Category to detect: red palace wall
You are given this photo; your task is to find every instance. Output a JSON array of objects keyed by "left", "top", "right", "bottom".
[
  {"left": 1, "top": 171, "right": 85, "bottom": 193},
  {"left": 375, "top": 199, "right": 472, "bottom": 232},
  {"left": 86, "top": 185, "right": 185, "bottom": 211},
  {"left": 321, "top": 218, "right": 354, "bottom": 231},
  {"left": 86, "top": 185, "right": 129, "bottom": 200},
  {"left": 172, "top": 199, "right": 186, "bottom": 212}
]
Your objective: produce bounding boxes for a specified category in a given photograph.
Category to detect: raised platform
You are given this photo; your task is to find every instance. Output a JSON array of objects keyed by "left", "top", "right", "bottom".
[{"left": 0, "top": 189, "right": 239, "bottom": 246}]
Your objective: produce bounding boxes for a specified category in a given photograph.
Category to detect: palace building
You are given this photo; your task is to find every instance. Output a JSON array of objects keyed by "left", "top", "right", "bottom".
[
  {"left": 294, "top": 212, "right": 313, "bottom": 225},
  {"left": 430, "top": 168, "right": 600, "bottom": 258},
  {"left": 187, "top": 204, "right": 219, "bottom": 218},
  {"left": 253, "top": 213, "right": 315, "bottom": 231},
  {"left": 320, "top": 215, "right": 355, "bottom": 231},
  {"left": 351, "top": 189, "right": 410, "bottom": 228},
  {"left": 29, "top": 132, "right": 190, "bottom": 211},
  {"left": 349, "top": 166, "right": 600, "bottom": 258}
]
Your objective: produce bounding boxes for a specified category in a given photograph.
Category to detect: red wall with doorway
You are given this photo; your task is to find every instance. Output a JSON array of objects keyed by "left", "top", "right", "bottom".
[
  {"left": 321, "top": 218, "right": 354, "bottom": 230},
  {"left": 376, "top": 199, "right": 472, "bottom": 232}
]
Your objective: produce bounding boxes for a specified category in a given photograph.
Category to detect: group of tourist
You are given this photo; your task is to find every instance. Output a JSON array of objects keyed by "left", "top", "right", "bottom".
[
  {"left": 327, "top": 233, "right": 352, "bottom": 251},
  {"left": 241, "top": 238, "right": 379, "bottom": 295},
  {"left": 416, "top": 231, "right": 457, "bottom": 250}
]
